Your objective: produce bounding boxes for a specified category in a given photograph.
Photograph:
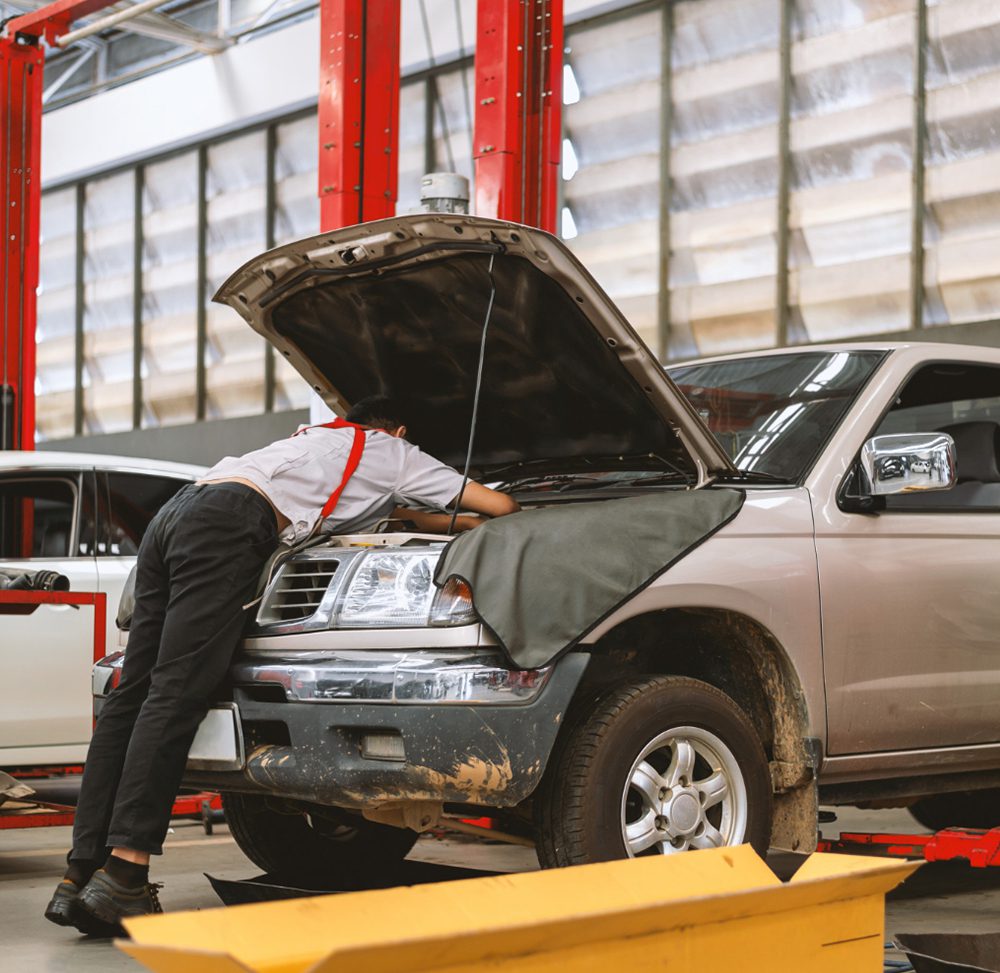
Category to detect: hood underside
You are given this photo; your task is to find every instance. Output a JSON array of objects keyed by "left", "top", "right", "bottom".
[{"left": 214, "top": 215, "right": 733, "bottom": 480}]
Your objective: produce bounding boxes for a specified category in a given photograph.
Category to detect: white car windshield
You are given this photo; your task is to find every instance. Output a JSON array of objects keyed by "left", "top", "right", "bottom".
[{"left": 669, "top": 351, "right": 884, "bottom": 482}]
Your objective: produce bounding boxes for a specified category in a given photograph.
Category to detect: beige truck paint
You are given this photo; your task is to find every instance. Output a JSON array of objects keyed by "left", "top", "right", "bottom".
[{"left": 806, "top": 343, "right": 1000, "bottom": 767}]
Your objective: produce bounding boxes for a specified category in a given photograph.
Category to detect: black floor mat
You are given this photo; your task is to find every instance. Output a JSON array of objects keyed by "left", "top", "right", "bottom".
[
  {"left": 895, "top": 932, "right": 1000, "bottom": 973},
  {"left": 206, "top": 860, "right": 501, "bottom": 906}
]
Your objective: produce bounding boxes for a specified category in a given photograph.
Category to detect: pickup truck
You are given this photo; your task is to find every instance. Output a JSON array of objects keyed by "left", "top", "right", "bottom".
[{"left": 92, "top": 214, "right": 1000, "bottom": 880}]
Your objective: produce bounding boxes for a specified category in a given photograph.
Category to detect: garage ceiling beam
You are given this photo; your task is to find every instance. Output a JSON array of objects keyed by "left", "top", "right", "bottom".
[
  {"left": 89, "top": 4, "right": 229, "bottom": 54},
  {"left": 3, "top": 0, "right": 117, "bottom": 44},
  {"left": 4, "top": 0, "right": 229, "bottom": 54}
]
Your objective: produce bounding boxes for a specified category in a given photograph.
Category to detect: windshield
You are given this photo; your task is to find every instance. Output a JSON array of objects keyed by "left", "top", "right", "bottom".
[{"left": 668, "top": 351, "right": 884, "bottom": 481}]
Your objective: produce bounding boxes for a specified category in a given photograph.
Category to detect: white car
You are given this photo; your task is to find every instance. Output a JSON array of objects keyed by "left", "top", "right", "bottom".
[{"left": 0, "top": 451, "right": 203, "bottom": 768}]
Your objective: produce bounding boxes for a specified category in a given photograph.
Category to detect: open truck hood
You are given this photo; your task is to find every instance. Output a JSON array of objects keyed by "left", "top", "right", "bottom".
[{"left": 214, "top": 215, "right": 734, "bottom": 483}]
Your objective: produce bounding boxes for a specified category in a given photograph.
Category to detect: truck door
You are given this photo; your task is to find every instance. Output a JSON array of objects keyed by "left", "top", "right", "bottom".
[{"left": 817, "top": 361, "right": 1000, "bottom": 754}]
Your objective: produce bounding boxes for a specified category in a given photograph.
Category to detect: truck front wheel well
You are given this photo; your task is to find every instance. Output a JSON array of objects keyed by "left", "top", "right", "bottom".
[{"left": 569, "top": 608, "right": 817, "bottom": 852}]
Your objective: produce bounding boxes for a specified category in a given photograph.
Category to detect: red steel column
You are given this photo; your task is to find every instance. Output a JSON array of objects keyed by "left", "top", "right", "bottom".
[
  {"left": 0, "top": 32, "right": 45, "bottom": 450},
  {"left": 1, "top": 0, "right": 118, "bottom": 449},
  {"left": 473, "top": 0, "right": 563, "bottom": 232},
  {"left": 318, "top": 0, "right": 400, "bottom": 231}
]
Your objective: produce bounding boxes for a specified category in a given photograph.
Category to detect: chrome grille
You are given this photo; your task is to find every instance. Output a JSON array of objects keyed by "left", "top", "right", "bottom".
[{"left": 258, "top": 558, "right": 339, "bottom": 624}]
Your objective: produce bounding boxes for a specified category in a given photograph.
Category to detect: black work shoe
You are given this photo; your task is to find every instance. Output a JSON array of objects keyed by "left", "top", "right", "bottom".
[
  {"left": 77, "top": 869, "right": 163, "bottom": 932},
  {"left": 44, "top": 879, "right": 119, "bottom": 937}
]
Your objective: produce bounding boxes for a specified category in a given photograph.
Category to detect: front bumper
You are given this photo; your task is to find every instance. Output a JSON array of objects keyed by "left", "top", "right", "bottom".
[{"left": 180, "top": 650, "right": 589, "bottom": 809}]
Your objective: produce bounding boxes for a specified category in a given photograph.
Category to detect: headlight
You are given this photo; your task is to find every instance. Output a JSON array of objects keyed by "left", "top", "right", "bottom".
[{"left": 336, "top": 549, "right": 476, "bottom": 628}]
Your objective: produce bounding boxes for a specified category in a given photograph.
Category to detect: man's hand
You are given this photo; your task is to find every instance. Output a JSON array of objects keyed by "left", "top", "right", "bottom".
[
  {"left": 451, "top": 514, "right": 487, "bottom": 532},
  {"left": 390, "top": 509, "right": 488, "bottom": 534},
  {"left": 389, "top": 483, "right": 519, "bottom": 535}
]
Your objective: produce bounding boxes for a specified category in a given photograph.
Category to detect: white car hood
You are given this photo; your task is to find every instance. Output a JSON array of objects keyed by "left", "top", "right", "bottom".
[{"left": 214, "top": 214, "right": 734, "bottom": 482}]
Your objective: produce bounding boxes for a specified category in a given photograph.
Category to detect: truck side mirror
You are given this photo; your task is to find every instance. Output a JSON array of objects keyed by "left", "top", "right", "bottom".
[
  {"left": 860, "top": 433, "right": 957, "bottom": 497},
  {"left": 840, "top": 432, "right": 957, "bottom": 514}
]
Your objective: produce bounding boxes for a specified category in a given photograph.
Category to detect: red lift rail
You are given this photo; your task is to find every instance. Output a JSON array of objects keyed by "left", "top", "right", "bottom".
[
  {"left": 0, "top": 791, "right": 223, "bottom": 831},
  {"left": 819, "top": 827, "right": 1000, "bottom": 868},
  {"left": 0, "top": 588, "right": 107, "bottom": 655},
  {"left": 0, "top": 589, "right": 222, "bottom": 831}
]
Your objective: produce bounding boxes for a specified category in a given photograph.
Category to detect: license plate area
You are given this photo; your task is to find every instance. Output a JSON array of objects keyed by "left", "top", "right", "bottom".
[{"left": 186, "top": 703, "right": 244, "bottom": 772}]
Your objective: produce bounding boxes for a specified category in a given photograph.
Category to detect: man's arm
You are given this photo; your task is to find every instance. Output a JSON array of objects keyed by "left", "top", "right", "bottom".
[
  {"left": 390, "top": 483, "right": 519, "bottom": 535},
  {"left": 453, "top": 481, "right": 521, "bottom": 518},
  {"left": 394, "top": 442, "right": 520, "bottom": 528}
]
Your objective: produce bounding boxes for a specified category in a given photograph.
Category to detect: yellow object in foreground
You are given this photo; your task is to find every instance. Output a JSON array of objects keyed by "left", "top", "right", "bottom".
[{"left": 119, "top": 845, "right": 916, "bottom": 973}]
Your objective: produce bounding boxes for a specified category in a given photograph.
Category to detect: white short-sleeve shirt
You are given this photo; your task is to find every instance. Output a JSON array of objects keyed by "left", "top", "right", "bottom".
[{"left": 202, "top": 426, "right": 466, "bottom": 544}]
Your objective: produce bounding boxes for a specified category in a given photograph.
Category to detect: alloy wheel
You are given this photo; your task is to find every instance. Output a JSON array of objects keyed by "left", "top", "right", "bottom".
[{"left": 619, "top": 724, "right": 748, "bottom": 856}]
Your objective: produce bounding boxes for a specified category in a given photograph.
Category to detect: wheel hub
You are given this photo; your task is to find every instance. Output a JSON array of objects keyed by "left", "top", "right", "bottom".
[
  {"left": 619, "top": 726, "right": 748, "bottom": 857},
  {"left": 664, "top": 790, "right": 700, "bottom": 835}
]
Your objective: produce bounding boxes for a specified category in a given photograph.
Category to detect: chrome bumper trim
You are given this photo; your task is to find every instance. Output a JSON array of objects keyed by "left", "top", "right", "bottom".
[{"left": 230, "top": 649, "right": 552, "bottom": 705}]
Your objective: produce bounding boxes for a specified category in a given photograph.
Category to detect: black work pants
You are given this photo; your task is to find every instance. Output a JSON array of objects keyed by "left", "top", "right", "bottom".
[{"left": 71, "top": 482, "right": 278, "bottom": 860}]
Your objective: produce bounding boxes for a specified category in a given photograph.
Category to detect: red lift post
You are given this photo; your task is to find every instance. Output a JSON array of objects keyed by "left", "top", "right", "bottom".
[
  {"left": 473, "top": 0, "right": 563, "bottom": 233},
  {"left": 318, "top": 0, "right": 400, "bottom": 231},
  {"left": 0, "top": 0, "right": 120, "bottom": 452}
]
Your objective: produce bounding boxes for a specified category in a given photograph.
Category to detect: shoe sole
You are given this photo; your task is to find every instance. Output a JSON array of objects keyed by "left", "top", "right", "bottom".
[
  {"left": 45, "top": 896, "right": 120, "bottom": 938},
  {"left": 77, "top": 885, "right": 139, "bottom": 935},
  {"left": 43, "top": 898, "right": 77, "bottom": 928}
]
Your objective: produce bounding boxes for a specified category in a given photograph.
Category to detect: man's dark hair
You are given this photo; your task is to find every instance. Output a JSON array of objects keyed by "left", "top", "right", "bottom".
[{"left": 346, "top": 395, "right": 407, "bottom": 431}]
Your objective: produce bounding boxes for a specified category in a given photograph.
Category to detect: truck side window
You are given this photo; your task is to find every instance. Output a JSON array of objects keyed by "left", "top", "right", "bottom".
[
  {"left": 0, "top": 478, "right": 78, "bottom": 558},
  {"left": 101, "top": 473, "right": 188, "bottom": 556},
  {"left": 873, "top": 363, "right": 1000, "bottom": 511}
]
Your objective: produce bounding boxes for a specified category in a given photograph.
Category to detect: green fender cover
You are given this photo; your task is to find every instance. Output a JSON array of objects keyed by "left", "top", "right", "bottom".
[{"left": 434, "top": 488, "right": 745, "bottom": 669}]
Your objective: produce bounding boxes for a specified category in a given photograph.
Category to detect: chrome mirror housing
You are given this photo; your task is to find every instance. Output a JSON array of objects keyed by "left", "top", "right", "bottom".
[{"left": 860, "top": 433, "right": 957, "bottom": 497}]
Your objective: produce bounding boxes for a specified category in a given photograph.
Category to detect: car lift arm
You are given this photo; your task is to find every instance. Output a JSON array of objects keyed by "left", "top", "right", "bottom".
[{"left": 819, "top": 827, "right": 1000, "bottom": 868}]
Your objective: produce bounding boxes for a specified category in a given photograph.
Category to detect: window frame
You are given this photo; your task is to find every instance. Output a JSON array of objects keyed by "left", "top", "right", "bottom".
[
  {"left": 837, "top": 357, "right": 1000, "bottom": 515},
  {"left": 0, "top": 471, "right": 89, "bottom": 560},
  {"left": 669, "top": 348, "right": 888, "bottom": 487},
  {"left": 96, "top": 468, "right": 194, "bottom": 557}
]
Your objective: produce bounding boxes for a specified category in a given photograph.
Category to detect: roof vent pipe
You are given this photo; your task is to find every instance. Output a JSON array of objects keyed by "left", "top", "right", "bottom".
[{"left": 419, "top": 172, "right": 470, "bottom": 214}]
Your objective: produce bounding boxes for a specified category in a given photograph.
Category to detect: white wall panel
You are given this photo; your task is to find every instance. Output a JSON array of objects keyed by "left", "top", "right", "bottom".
[{"left": 42, "top": 18, "right": 320, "bottom": 187}]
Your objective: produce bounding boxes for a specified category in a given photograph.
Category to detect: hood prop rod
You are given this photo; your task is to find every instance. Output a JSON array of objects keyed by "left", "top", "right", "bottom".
[{"left": 447, "top": 252, "right": 498, "bottom": 535}]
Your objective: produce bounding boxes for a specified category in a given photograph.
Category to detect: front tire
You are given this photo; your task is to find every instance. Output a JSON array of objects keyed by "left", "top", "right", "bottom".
[
  {"left": 222, "top": 792, "right": 418, "bottom": 883},
  {"left": 535, "top": 676, "right": 772, "bottom": 868}
]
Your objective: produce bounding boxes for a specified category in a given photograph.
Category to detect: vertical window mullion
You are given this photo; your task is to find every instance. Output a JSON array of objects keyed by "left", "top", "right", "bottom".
[
  {"left": 775, "top": 0, "right": 793, "bottom": 348},
  {"left": 910, "top": 0, "right": 928, "bottom": 331},
  {"left": 74, "top": 183, "right": 85, "bottom": 437},
  {"left": 132, "top": 164, "right": 144, "bottom": 429},
  {"left": 196, "top": 144, "right": 208, "bottom": 421},
  {"left": 424, "top": 76, "right": 437, "bottom": 176},
  {"left": 657, "top": 0, "right": 673, "bottom": 362},
  {"left": 264, "top": 124, "right": 277, "bottom": 413}
]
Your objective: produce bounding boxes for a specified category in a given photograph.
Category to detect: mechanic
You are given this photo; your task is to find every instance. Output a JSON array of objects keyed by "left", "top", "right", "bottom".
[{"left": 45, "top": 395, "right": 519, "bottom": 934}]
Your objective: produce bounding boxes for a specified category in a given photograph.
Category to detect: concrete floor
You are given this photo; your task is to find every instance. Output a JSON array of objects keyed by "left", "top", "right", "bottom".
[{"left": 3, "top": 807, "right": 999, "bottom": 971}]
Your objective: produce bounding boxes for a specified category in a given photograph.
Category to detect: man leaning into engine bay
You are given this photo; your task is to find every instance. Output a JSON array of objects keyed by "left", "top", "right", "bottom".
[{"left": 45, "top": 394, "right": 519, "bottom": 935}]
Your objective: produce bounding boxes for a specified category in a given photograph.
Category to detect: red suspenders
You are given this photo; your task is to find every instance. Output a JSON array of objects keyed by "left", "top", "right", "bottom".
[{"left": 292, "top": 417, "right": 367, "bottom": 525}]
